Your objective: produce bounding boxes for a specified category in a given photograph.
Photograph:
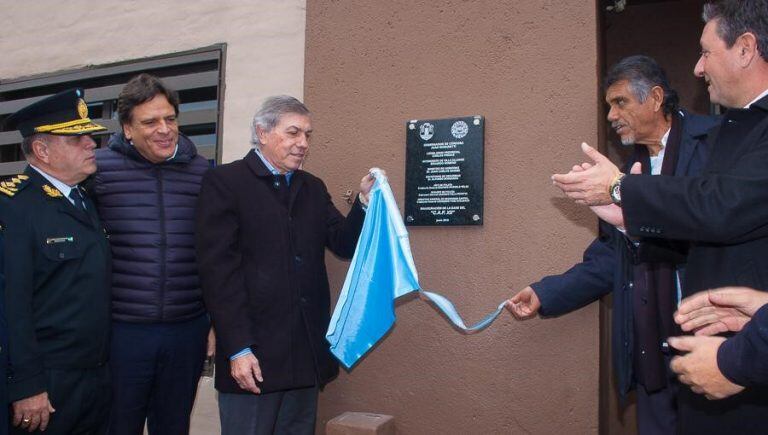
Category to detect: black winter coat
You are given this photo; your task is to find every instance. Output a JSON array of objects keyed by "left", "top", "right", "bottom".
[
  {"left": 622, "top": 96, "right": 768, "bottom": 434},
  {"left": 91, "top": 133, "right": 209, "bottom": 322},
  {"left": 195, "top": 151, "right": 365, "bottom": 394}
]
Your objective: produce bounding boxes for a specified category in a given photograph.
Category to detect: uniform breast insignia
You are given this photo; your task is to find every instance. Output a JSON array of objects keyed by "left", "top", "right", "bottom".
[
  {"left": 0, "top": 174, "right": 29, "bottom": 197},
  {"left": 43, "top": 184, "right": 63, "bottom": 198}
]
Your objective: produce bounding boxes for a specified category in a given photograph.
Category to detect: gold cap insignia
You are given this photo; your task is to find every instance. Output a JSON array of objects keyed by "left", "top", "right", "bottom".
[
  {"left": 43, "top": 184, "right": 63, "bottom": 198},
  {"left": 77, "top": 99, "right": 88, "bottom": 119}
]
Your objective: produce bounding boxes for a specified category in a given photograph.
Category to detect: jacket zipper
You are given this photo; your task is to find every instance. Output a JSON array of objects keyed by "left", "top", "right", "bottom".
[{"left": 157, "top": 167, "right": 167, "bottom": 321}]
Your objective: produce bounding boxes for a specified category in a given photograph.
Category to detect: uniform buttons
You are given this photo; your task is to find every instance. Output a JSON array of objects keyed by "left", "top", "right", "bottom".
[
  {"left": 58, "top": 252, "right": 65, "bottom": 259},
  {"left": 294, "top": 255, "right": 302, "bottom": 263},
  {"left": 628, "top": 281, "right": 634, "bottom": 289}
]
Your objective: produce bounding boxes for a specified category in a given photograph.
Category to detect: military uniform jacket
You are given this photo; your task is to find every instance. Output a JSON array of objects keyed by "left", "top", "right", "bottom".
[{"left": 0, "top": 167, "right": 111, "bottom": 402}]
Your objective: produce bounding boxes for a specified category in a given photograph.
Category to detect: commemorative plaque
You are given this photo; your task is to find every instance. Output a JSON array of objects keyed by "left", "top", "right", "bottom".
[{"left": 404, "top": 115, "right": 484, "bottom": 226}]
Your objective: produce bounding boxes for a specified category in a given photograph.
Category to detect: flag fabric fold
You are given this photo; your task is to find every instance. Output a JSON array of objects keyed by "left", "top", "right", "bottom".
[{"left": 326, "top": 169, "right": 506, "bottom": 370}]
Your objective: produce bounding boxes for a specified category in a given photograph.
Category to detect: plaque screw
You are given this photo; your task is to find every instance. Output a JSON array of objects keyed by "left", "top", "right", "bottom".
[
  {"left": 472, "top": 214, "right": 480, "bottom": 221},
  {"left": 406, "top": 216, "right": 414, "bottom": 222},
  {"left": 473, "top": 119, "right": 480, "bottom": 125},
  {"left": 409, "top": 124, "right": 415, "bottom": 130},
  {"left": 342, "top": 189, "right": 354, "bottom": 204}
]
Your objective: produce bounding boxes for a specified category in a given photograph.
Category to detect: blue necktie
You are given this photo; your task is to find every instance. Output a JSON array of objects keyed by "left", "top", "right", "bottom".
[{"left": 68, "top": 187, "right": 86, "bottom": 211}]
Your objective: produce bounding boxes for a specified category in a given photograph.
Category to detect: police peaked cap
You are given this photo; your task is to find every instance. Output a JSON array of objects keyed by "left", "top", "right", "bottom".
[{"left": 4, "top": 88, "right": 106, "bottom": 138}]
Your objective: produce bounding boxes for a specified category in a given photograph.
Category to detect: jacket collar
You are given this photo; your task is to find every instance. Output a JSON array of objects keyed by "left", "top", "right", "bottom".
[
  {"left": 751, "top": 93, "right": 768, "bottom": 112},
  {"left": 677, "top": 109, "right": 711, "bottom": 139}
]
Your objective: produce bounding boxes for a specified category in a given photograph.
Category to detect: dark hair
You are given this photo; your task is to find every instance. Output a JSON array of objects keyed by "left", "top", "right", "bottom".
[
  {"left": 117, "top": 73, "right": 179, "bottom": 126},
  {"left": 604, "top": 55, "right": 679, "bottom": 116},
  {"left": 703, "top": 0, "right": 768, "bottom": 62}
]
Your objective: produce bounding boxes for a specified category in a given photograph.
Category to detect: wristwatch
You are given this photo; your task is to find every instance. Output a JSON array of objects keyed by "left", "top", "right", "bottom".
[{"left": 609, "top": 173, "right": 625, "bottom": 205}]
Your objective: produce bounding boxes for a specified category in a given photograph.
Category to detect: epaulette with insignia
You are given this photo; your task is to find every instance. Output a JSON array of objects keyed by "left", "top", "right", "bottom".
[
  {"left": 42, "top": 184, "right": 63, "bottom": 198},
  {"left": 0, "top": 174, "right": 29, "bottom": 197}
]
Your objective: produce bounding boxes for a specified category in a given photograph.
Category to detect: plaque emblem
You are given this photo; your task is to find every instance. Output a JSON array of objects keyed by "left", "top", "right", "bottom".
[
  {"left": 77, "top": 99, "right": 88, "bottom": 119},
  {"left": 419, "top": 123, "right": 434, "bottom": 141},
  {"left": 451, "top": 120, "right": 469, "bottom": 139}
]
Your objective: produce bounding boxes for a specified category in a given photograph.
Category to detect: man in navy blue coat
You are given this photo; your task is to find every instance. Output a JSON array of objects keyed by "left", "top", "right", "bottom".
[
  {"left": 551, "top": 1, "right": 768, "bottom": 432},
  {"left": 507, "top": 56, "right": 718, "bottom": 435}
]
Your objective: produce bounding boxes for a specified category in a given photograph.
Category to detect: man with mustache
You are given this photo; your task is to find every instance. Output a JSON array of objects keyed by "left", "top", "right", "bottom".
[
  {"left": 0, "top": 89, "right": 111, "bottom": 434},
  {"left": 507, "top": 55, "right": 718, "bottom": 435},
  {"left": 196, "top": 95, "right": 375, "bottom": 434},
  {"left": 551, "top": 0, "right": 768, "bottom": 431}
]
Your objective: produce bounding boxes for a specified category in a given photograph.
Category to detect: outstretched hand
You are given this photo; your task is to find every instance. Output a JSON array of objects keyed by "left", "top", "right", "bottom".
[
  {"left": 552, "top": 142, "right": 622, "bottom": 206},
  {"left": 506, "top": 286, "right": 541, "bottom": 320}
]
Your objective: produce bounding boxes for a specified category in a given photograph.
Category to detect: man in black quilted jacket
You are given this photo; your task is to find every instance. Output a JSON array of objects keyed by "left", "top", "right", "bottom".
[{"left": 90, "top": 74, "right": 213, "bottom": 435}]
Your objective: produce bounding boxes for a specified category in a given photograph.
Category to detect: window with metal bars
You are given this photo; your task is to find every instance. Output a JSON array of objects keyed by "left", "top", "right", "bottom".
[{"left": 0, "top": 45, "right": 226, "bottom": 176}]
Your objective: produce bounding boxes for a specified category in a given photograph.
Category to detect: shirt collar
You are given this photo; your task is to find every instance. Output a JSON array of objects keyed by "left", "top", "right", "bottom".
[
  {"left": 253, "top": 146, "right": 294, "bottom": 182},
  {"left": 745, "top": 88, "right": 768, "bottom": 108},
  {"left": 167, "top": 143, "right": 179, "bottom": 160},
  {"left": 29, "top": 165, "right": 75, "bottom": 198},
  {"left": 660, "top": 127, "right": 670, "bottom": 148}
]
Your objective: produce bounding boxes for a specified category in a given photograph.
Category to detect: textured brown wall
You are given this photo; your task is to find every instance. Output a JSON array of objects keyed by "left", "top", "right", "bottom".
[{"left": 304, "top": 1, "right": 601, "bottom": 433}]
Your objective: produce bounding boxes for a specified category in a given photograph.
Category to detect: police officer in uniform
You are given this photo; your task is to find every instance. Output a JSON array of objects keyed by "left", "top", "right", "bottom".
[
  {"left": 0, "top": 212, "right": 9, "bottom": 435},
  {"left": 1, "top": 89, "right": 111, "bottom": 434}
]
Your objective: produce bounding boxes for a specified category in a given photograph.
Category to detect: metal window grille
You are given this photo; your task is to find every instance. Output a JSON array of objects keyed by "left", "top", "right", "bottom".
[{"left": 0, "top": 44, "right": 226, "bottom": 176}]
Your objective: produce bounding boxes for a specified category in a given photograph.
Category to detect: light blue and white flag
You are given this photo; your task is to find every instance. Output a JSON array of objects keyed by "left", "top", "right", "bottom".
[{"left": 326, "top": 169, "right": 506, "bottom": 370}]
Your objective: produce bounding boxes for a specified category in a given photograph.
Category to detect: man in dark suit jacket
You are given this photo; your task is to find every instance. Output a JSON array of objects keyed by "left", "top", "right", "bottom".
[
  {"left": 195, "top": 95, "right": 375, "bottom": 434},
  {"left": 1, "top": 89, "right": 112, "bottom": 434},
  {"left": 507, "top": 55, "right": 718, "bottom": 435},
  {"left": 552, "top": 1, "right": 768, "bottom": 432}
]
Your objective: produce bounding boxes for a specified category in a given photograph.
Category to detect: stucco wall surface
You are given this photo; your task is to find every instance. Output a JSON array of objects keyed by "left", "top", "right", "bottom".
[
  {"left": 305, "top": 1, "right": 601, "bottom": 433},
  {"left": 0, "top": 0, "right": 307, "bottom": 163}
]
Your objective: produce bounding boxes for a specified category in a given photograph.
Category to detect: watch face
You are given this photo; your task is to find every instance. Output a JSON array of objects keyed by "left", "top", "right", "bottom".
[{"left": 611, "top": 183, "right": 621, "bottom": 202}]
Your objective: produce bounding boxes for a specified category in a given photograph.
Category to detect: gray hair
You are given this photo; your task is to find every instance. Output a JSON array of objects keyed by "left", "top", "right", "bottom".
[
  {"left": 703, "top": 0, "right": 768, "bottom": 62},
  {"left": 251, "top": 95, "right": 310, "bottom": 146},
  {"left": 20, "top": 133, "right": 48, "bottom": 158},
  {"left": 604, "top": 55, "right": 679, "bottom": 116}
]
